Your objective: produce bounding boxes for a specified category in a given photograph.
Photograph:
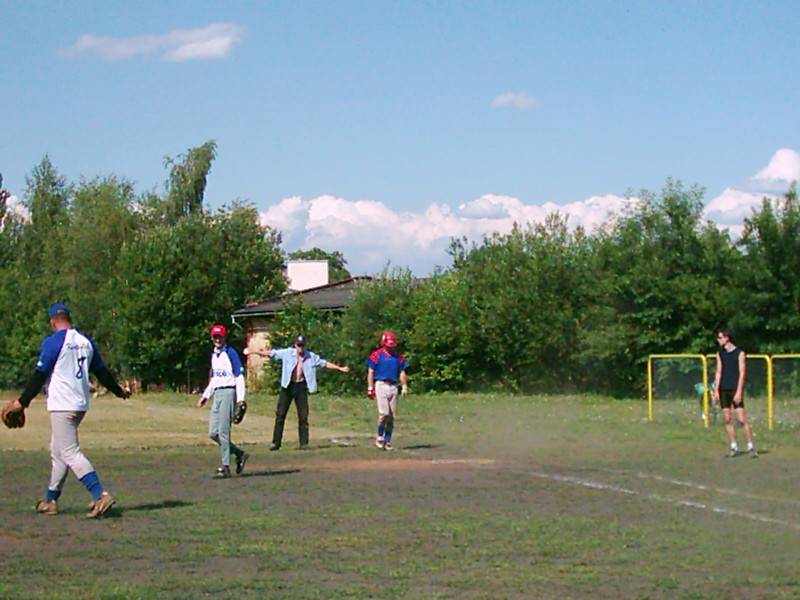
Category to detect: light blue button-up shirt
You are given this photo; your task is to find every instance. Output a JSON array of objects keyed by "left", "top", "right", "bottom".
[{"left": 268, "top": 347, "right": 327, "bottom": 393}]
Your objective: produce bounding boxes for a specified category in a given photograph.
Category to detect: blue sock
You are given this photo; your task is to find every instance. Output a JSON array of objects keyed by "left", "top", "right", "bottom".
[
  {"left": 377, "top": 424, "right": 385, "bottom": 437},
  {"left": 46, "top": 488, "right": 61, "bottom": 502},
  {"left": 384, "top": 433, "right": 392, "bottom": 443},
  {"left": 79, "top": 471, "right": 104, "bottom": 501}
]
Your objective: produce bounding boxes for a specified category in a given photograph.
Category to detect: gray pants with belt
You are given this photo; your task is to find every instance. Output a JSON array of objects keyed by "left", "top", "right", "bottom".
[{"left": 208, "top": 388, "right": 243, "bottom": 466}]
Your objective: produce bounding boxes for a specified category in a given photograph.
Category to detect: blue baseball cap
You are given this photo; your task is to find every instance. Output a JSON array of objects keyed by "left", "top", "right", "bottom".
[{"left": 48, "top": 303, "right": 71, "bottom": 318}]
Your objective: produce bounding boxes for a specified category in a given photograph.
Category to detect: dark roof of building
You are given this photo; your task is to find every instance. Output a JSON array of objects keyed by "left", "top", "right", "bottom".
[{"left": 232, "top": 276, "right": 373, "bottom": 318}]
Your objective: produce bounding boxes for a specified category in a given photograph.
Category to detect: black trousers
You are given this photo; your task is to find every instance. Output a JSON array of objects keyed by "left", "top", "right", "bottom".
[{"left": 272, "top": 381, "right": 309, "bottom": 447}]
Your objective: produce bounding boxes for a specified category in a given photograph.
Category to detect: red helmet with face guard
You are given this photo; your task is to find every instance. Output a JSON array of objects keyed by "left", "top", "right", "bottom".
[{"left": 380, "top": 330, "right": 398, "bottom": 348}]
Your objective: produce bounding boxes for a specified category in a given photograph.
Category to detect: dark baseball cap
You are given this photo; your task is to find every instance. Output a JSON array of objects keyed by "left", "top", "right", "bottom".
[
  {"left": 48, "top": 303, "right": 71, "bottom": 318},
  {"left": 294, "top": 335, "right": 306, "bottom": 346}
]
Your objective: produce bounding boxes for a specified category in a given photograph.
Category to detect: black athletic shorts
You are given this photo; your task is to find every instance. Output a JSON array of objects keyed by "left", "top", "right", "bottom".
[{"left": 719, "top": 389, "right": 744, "bottom": 409}]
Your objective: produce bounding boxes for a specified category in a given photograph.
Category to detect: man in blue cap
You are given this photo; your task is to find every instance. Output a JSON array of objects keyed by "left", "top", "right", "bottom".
[
  {"left": 0, "top": 303, "right": 131, "bottom": 517},
  {"left": 265, "top": 335, "right": 350, "bottom": 450}
]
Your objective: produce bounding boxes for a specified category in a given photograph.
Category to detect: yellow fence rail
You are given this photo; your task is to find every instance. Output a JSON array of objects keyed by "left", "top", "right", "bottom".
[
  {"left": 647, "top": 354, "right": 709, "bottom": 426},
  {"left": 770, "top": 354, "right": 800, "bottom": 430},
  {"left": 648, "top": 353, "right": 787, "bottom": 430}
]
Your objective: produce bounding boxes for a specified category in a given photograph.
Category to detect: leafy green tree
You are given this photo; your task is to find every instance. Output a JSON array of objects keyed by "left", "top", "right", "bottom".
[
  {"left": 447, "top": 215, "right": 593, "bottom": 392},
  {"left": 112, "top": 207, "right": 285, "bottom": 387},
  {"left": 735, "top": 184, "right": 800, "bottom": 352},
  {"left": 0, "top": 158, "right": 73, "bottom": 385},
  {"left": 585, "top": 179, "right": 738, "bottom": 394},
  {"left": 408, "top": 272, "right": 474, "bottom": 390},
  {"left": 288, "top": 248, "right": 351, "bottom": 282},
  {"left": 61, "top": 177, "right": 139, "bottom": 353},
  {"left": 140, "top": 141, "right": 217, "bottom": 224}
]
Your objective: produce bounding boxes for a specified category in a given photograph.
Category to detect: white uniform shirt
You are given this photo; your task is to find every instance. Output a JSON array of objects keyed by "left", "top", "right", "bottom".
[
  {"left": 36, "top": 328, "right": 102, "bottom": 412},
  {"left": 201, "top": 345, "right": 246, "bottom": 403}
]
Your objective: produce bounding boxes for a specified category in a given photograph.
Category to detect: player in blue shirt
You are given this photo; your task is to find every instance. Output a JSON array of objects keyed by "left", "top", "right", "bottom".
[
  {"left": 0, "top": 304, "right": 130, "bottom": 517},
  {"left": 366, "top": 331, "right": 408, "bottom": 450}
]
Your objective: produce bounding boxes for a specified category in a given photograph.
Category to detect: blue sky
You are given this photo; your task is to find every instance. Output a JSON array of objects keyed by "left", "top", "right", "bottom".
[{"left": 2, "top": 1, "right": 799, "bottom": 274}]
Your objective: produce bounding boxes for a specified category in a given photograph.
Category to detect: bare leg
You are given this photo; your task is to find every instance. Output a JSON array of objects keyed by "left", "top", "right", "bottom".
[
  {"left": 722, "top": 408, "right": 737, "bottom": 447},
  {"left": 735, "top": 407, "right": 753, "bottom": 446}
]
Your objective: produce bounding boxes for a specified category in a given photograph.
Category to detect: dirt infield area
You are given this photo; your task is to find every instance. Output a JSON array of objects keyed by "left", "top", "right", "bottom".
[{"left": 1, "top": 392, "right": 799, "bottom": 599}]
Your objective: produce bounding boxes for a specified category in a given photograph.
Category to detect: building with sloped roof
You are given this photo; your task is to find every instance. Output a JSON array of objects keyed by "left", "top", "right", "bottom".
[{"left": 231, "top": 276, "right": 372, "bottom": 373}]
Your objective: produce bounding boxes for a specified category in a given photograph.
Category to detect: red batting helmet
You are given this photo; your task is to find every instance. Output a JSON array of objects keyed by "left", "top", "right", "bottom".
[
  {"left": 380, "top": 330, "right": 398, "bottom": 348},
  {"left": 210, "top": 324, "right": 228, "bottom": 338}
]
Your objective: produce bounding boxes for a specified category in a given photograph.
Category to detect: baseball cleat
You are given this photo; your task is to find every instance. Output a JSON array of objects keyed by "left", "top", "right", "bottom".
[
  {"left": 749, "top": 448, "right": 759, "bottom": 458},
  {"left": 35, "top": 499, "right": 58, "bottom": 516},
  {"left": 269, "top": 443, "right": 281, "bottom": 451},
  {"left": 236, "top": 452, "right": 250, "bottom": 475},
  {"left": 725, "top": 448, "right": 740, "bottom": 458},
  {"left": 86, "top": 492, "right": 115, "bottom": 519},
  {"left": 384, "top": 442, "right": 394, "bottom": 451},
  {"left": 215, "top": 466, "right": 232, "bottom": 479}
]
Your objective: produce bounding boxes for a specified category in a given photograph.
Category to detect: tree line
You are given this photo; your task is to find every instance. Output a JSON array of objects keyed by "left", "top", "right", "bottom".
[
  {"left": 269, "top": 180, "right": 800, "bottom": 397},
  {"left": 1, "top": 143, "right": 798, "bottom": 397}
]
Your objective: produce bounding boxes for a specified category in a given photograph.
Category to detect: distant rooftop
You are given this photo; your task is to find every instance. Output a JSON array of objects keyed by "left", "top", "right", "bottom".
[{"left": 232, "top": 276, "right": 373, "bottom": 318}]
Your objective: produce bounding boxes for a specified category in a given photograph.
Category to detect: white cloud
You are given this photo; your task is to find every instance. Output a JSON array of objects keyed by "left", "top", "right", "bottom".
[
  {"left": 61, "top": 23, "right": 242, "bottom": 62},
  {"left": 260, "top": 193, "right": 636, "bottom": 274},
  {"left": 491, "top": 92, "right": 539, "bottom": 112},
  {"left": 259, "top": 148, "right": 800, "bottom": 274},
  {"left": 753, "top": 148, "right": 800, "bottom": 183},
  {"left": 704, "top": 148, "right": 799, "bottom": 230},
  {"left": 1, "top": 195, "right": 30, "bottom": 225},
  {"left": 703, "top": 188, "right": 776, "bottom": 224}
]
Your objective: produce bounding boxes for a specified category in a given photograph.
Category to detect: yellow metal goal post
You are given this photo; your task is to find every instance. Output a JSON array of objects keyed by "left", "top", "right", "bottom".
[{"left": 647, "top": 353, "right": 775, "bottom": 430}]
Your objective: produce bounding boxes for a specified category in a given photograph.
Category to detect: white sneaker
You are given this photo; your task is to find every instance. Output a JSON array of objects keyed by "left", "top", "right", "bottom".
[
  {"left": 375, "top": 437, "right": 385, "bottom": 449},
  {"left": 384, "top": 442, "right": 394, "bottom": 451}
]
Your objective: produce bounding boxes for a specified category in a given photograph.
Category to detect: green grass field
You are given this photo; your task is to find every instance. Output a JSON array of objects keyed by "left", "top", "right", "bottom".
[{"left": 1, "top": 391, "right": 799, "bottom": 599}]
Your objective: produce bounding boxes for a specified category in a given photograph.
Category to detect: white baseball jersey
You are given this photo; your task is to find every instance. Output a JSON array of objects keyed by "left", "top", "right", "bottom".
[
  {"left": 202, "top": 345, "right": 246, "bottom": 403},
  {"left": 36, "top": 328, "right": 103, "bottom": 412}
]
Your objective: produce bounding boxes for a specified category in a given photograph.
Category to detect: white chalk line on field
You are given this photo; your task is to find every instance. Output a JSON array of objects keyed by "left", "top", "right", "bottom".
[
  {"left": 627, "top": 471, "right": 800, "bottom": 507},
  {"left": 528, "top": 471, "right": 800, "bottom": 532}
]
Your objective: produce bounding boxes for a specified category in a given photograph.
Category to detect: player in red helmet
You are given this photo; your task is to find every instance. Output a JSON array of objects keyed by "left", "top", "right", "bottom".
[
  {"left": 197, "top": 324, "right": 249, "bottom": 477},
  {"left": 366, "top": 330, "right": 408, "bottom": 450}
]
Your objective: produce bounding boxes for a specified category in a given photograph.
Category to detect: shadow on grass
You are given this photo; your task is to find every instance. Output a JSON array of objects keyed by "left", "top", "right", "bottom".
[
  {"left": 401, "top": 444, "right": 443, "bottom": 451},
  {"left": 99, "top": 499, "right": 193, "bottom": 519},
  {"left": 118, "top": 499, "right": 192, "bottom": 512},
  {"left": 239, "top": 468, "right": 301, "bottom": 478}
]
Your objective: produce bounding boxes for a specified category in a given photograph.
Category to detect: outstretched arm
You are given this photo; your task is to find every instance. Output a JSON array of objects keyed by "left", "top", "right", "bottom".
[{"left": 324, "top": 361, "right": 350, "bottom": 373}]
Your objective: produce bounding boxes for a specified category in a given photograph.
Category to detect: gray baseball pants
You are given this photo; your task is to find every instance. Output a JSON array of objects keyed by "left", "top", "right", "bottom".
[
  {"left": 208, "top": 388, "right": 243, "bottom": 466},
  {"left": 49, "top": 411, "right": 94, "bottom": 493}
]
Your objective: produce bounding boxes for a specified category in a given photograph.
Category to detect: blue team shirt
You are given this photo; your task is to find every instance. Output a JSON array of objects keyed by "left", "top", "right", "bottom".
[{"left": 367, "top": 348, "right": 408, "bottom": 382}]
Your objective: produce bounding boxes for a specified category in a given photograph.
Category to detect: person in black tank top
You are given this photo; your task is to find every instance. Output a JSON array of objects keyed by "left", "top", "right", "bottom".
[{"left": 713, "top": 329, "right": 757, "bottom": 458}]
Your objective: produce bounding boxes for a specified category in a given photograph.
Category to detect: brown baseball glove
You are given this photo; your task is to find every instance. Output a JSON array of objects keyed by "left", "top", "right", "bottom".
[{"left": 1, "top": 400, "right": 26, "bottom": 429}]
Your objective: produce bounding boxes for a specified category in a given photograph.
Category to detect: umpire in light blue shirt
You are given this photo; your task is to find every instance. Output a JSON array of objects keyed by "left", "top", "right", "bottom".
[{"left": 267, "top": 335, "right": 349, "bottom": 450}]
